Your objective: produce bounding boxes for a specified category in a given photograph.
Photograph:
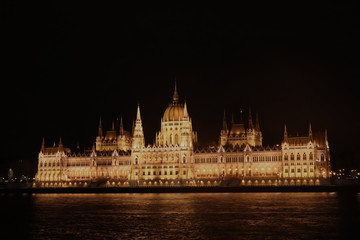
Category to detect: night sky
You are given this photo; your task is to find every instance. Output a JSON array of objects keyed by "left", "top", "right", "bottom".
[{"left": 2, "top": 2, "right": 359, "bottom": 176}]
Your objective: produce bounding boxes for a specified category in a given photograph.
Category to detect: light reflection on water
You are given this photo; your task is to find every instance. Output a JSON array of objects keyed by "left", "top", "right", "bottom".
[{"left": 1, "top": 192, "right": 359, "bottom": 239}]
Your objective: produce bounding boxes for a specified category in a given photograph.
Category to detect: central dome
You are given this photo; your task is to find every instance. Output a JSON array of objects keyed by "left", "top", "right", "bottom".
[
  {"left": 162, "top": 82, "right": 186, "bottom": 122},
  {"left": 163, "top": 103, "right": 184, "bottom": 121}
]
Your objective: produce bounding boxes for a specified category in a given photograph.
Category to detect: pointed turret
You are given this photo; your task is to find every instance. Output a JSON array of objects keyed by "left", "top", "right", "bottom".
[
  {"left": 41, "top": 137, "right": 45, "bottom": 152},
  {"left": 112, "top": 119, "right": 115, "bottom": 131},
  {"left": 255, "top": 112, "right": 260, "bottom": 131},
  {"left": 325, "top": 128, "right": 329, "bottom": 148},
  {"left": 132, "top": 105, "right": 145, "bottom": 150},
  {"left": 119, "top": 116, "right": 124, "bottom": 136},
  {"left": 309, "top": 122, "right": 313, "bottom": 140},
  {"left": 132, "top": 119, "right": 135, "bottom": 135},
  {"left": 284, "top": 124, "right": 288, "bottom": 141},
  {"left": 325, "top": 128, "right": 328, "bottom": 141},
  {"left": 220, "top": 110, "right": 229, "bottom": 146},
  {"left": 98, "top": 117, "right": 103, "bottom": 137},
  {"left": 173, "top": 81, "right": 179, "bottom": 103},
  {"left": 92, "top": 143, "right": 96, "bottom": 152},
  {"left": 222, "top": 110, "right": 228, "bottom": 131},
  {"left": 248, "top": 107, "right": 254, "bottom": 129},
  {"left": 183, "top": 101, "right": 189, "bottom": 119},
  {"left": 59, "top": 136, "right": 63, "bottom": 148},
  {"left": 136, "top": 104, "right": 141, "bottom": 121}
]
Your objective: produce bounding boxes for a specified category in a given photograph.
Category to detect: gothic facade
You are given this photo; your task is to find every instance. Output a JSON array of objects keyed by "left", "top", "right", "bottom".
[{"left": 35, "top": 84, "right": 331, "bottom": 187}]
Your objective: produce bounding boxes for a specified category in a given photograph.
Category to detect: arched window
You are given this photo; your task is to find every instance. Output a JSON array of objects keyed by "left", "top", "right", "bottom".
[
  {"left": 321, "top": 154, "right": 325, "bottom": 161},
  {"left": 290, "top": 153, "right": 294, "bottom": 160},
  {"left": 284, "top": 154, "right": 288, "bottom": 160},
  {"left": 303, "top": 153, "right": 307, "bottom": 160},
  {"left": 175, "top": 134, "right": 178, "bottom": 145},
  {"left": 309, "top": 152, "right": 313, "bottom": 160},
  {"left": 297, "top": 153, "right": 300, "bottom": 160},
  {"left": 170, "top": 134, "right": 173, "bottom": 145},
  {"left": 134, "top": 157, "right": 138, "bottom": 165}
]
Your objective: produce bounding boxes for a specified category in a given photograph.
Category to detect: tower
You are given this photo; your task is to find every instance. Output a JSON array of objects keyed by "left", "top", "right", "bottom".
[
  {"left": 119, "top": 116, "right": 124, "bottom": 136},
  {"left": 180, "top": 101, "right": 193, "bottom": 148},
  {"left": 220, "top": 110, "right": 229, "bottom": 146},
  {"left": 96, "top": 117, "right": 103, "bottom": 151},
  {"left": 246, "top": 107, "right": 256, "bottom": 146},
  {"left": 132, "top": 104, "right": 145, "bottom": 150},
  {"left": 254, "top": 112, "right": 262, "bottom": 146},
  {"left": 284, "top": 124, "right": 288, "bottom": 142}
]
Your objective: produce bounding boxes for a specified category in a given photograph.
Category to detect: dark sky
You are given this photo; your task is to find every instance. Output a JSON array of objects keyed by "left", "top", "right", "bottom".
[{"left": 2, "top": 2, "right": 359, "bottom": 175}]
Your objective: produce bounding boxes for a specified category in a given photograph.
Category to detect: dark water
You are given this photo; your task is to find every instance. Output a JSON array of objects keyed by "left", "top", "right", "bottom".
[{"left": 1, "top": 192, "right": 359, "bottom": 239}]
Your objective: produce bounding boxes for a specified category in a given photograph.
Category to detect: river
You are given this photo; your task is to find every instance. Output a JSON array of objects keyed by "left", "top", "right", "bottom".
[{"left": 1, "top": 192, "right": 359, "bottom": 239}]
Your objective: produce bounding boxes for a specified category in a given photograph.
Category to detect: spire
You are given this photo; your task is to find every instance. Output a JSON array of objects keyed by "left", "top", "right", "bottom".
[
  {"left": 59, "top": 136, "right": 63, "bottom": 148},
  {"left": 248, "top": 107, "right": 254, "bottom": 129},
  {"left": 183, "top": 101, "right": 189, "bottom": 118},
  {"left": 240, "top": 110, "right": 243, "bottom": 123},
  {"left": 136, "top": 104, "right": 141, "bottom": 121},
  {"left": 92, "top": 143, "right": 96, "bottom": 152},
  {"left": 132, "top": 105, "right": 145, "bottom": 149},
  {"left": 119, "top": 116, "right": 124, "bottom": 136},
  {"left": 132, "top": 119, "right": 135, "bottom": 135},
  {"left": 98, "top": 117, "right": 103, "bottom": 137},
  {"left": 112, "top": 119, "right": 115, "bottom": 131},
  {"left": 325, "top": 128, "right": 328, "bottom": 141},
  {"left": 284, "top": 124, "right": 288, "bottom": 140},
  {"left": 309, "top": 122, "right": 312, "bottom": 136},
  {"left": 173, "top": 81, "right": 179, "bottom": 103},
  {"left": 41, "top": 137, "right": 45, "bottom": 152},
  {"left": 255, "top": 112, "right": 260, "bottom": 131},
  {"left": 222, "top": 110, "right": 228, "bottom": 131}
]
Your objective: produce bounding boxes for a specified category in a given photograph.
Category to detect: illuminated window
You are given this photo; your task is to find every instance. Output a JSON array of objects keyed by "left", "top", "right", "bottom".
[
  {"left": 297, "top": 168, "right": 301, "bottom": 173},
  {"left": 291, "top": 169, "right": 295, "bottom": 173},
  {"left": 309, "top": 153, "right": 313, "bottom": 160},
  {"left": 291, "top": 153, "right": 294, "bottom": 160},
  {"left": 303, "top": 153, "right": 307, "bottom": 160},
  {"left": 284, "top": 154, "right": 288, "bottom": 160},
  {"left": 297, "top": 153, "right": 300, "bottom": 160}
]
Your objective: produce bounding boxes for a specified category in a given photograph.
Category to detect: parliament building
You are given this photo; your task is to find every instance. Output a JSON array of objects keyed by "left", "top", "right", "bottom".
[{"left": 35, "top": 84, "right": 331, "bottom": 187}]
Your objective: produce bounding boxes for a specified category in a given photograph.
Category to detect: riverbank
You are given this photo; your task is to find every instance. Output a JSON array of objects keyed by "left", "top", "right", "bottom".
[{"left": 1, "top": 185, "right": 360, "bottom": 194}]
